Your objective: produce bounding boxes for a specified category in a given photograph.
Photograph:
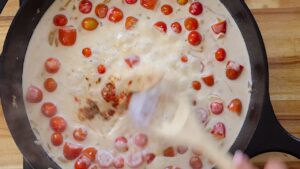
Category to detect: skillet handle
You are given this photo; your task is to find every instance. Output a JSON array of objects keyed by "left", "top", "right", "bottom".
[
  {"left": 245, "top": 97, "right": 300, "bottom": 158},
  {"left": 0, "top": 0, "right": 8, "bottom": 14}
]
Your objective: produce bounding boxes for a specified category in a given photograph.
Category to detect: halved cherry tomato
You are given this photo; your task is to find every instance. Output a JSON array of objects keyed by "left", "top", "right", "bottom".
[
  {"left": 188, "top": 31, "right": 202, "bottom": 46},
  {"left": 73, "top": 128, "right": 88, "bottom": 141},
  {"left": 59, "top": 26, "right": 77, "bottom": 46},
  {"left": 228, "top": 98, "right": 242, "bottom": 115},
  {"left": 45, "top": 58, "right": 61, "bottom": 74},
  {"left": 82, "top": 147, "right": 97, "bottom": 161},
  {"left": 44, "top": 78, "right": 57, "bottom": 92},
  {"left": 184, "top": 17, "right": 199, "bottom": 31},
  {"left": 125, "top": 0, "right": 137, "bottom": 4},
  {"left": 211, "top": 122, "right": 226, "bottom": 139},
  {"left": 101, "top": 83, "right": 116, "bottom": 102},
  {"left": 113, "top": 156, "right": 125, "bottom": 168},
  {"left": 163, "top": 146, "right": 175, "bottom": 157},
  {"left": 177, "top": 0, "right": 188, "bottom": 5},
  {"left": 75, "top": 155, "right": 91, "bottom": 169},
  {"left": 26, "top": 85, "right": 43, "bottom": 103},
  {"left": 189, "top": 156, "right": 203, "bottom": 169},
  {"left": 53, "top": 14, "right": 68, "bottom": 26},
  {"left": 51, "top": 132, "right": 63, "bottom": 146},
  {"left": 114, "top": 136, "right": 129, "bottom": 152},
  {"left": 215, "top": 48, "right": 226, "bottom": 62},
  {"left": 161, "top": 4, "right": 173, "bottom": 15},
  {"left": 154, "top": 21, "right": 167, "bottom": 33},
  {"left": 171, "top": 22, "right": 182, "bottom": 34},
  {"left": 82, "top": 17, "right": 99, "bottom": 31},
  {"left": 50, "top": 116, "right": 67, "bottom": 132},
  {"left": 192, "top": 81, "right": 201, "bottom": 91},
  {"left": 189, "top": 2, "right": 203, "bottom": 16},
  {"left": 211, "top": 20, "right": 227, "bottom": 34},
  {"left": 226, "top": 61, "right": 244, "bottom": 80},
  {"left": 210, "top": 101, "right": 224, "bottom": 115},
  {"left": 177, "top": 146, "right": 188, "bottom": 154},
  {"left": 134, "top": 133, "right": 148, "bottom": 148},
  {"left": 97, "top": 64, "right": 106, "bottom": 74},
  {"left": 95, "top": 4, "right": 108, "bottom": 18},
  {"left": 79, "top": 0, "right": 93, "bottom": 14},
  {"left": 125, "top": 16, "right": 138, "bottom": 30},
  {"left": 126, "top": 152, "right": 144, "bottom": 168},
  {"left": 63, "top": 142, "right": 83, "bottom": 160},
  {"left": 201, "top": 75, "right": 214, "bottom": 86},
  {"left": 141, "top": 0, "right": 158, "bottom": 10},
  {"left": 181, "top": 55, "right": 188, "bottom": 63},
  {"left": 82, "top": 47, "right": 92, "bottom": 57},
  {"left": 125, "top": 55, "right": 140, "bottom": 68},
  {"left": 41, "top": 102, "right": 57, "bottom": 117},
  {"left": 96, "top": 150, "right": 114, "bottom": 168},
  {"left": 145, "top": 153, "right": 156, "bottom": 164},
  {"left": 108, "top": 7, "right": 123, "bottom": 23}
]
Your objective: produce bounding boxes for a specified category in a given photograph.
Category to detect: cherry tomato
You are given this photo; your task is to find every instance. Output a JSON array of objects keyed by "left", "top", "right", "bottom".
[
  {"left": 188, "top": 31, "right": 202, "bottom": 46},
  {"left": 113, "top": 156, "right": 125, "bottom": 168},
  {"left": 50, "top": 116, "right": 67, "bottom": 133},
  {"left": 210, "top": 101, "right": 224, "bottom": 115},
  {"left": 51, "top": 132, "right": 63, "bottom": 146},
  {"left": 95, "top": 3, "right": 108, "bottom": 18},
  {"left": 181, "top": 55, "right": 188, "bottom": 63},
  {"left": 75, "top": 155, "right": 92, "bottom": 169},
  {"left": 101, "top": 83, "right": 116, "bottom": 102},
  {"left": 41, "top": 102, "right": 57, "bottom": 117},
  {"left": 140, "top": 0, "right": 158, "bottom": 10},
  {"left": 163, "top": 146, "right": 175, "bottom": 157},
  {"left": 82, "top": 48, "right": 92, "bottom": 57},
  {"left": 125, "top": 16, "right": 138, "bottom": 30},
  {"left": 45, "top": 58, "right": 61, "bottom": 74},
  {"left": 144, "top": 153, "right": 156, "bottom": 164},
  {"left": 134, "top": 133, "right": 148, "bottom": 148},
  {"left": 97, "top": 64, "right": 106, "bottom": 74},
  {"left": 96, "top": 150, "right": 114, "bottom": 168},
  {"left": 184, "top": 17, "right": 198, "bottom": 31},
  {"left": 226, "top": 61, "right": 244, "bottom": 80},
  {"left": 192, "top": 81, "right": 201, "bottom": 91},
  {"left": 228, "top": 98, "right": 242, "bottom": 115},
  {"left": 161, "top": 4, "right": 173, "bottom": 15},
  {"left": 26, "top": 85, "right": 43, "bottom": 103},
  {"left": 125, "top": 0, "right": 137, "bottom": 4},
  {"left": 82, "top": 17, "right": 99, "bottom": 31},
  {"left": 215, "top": 48, "right": 226, "bottom": 62},
  {"left": 154, "top": 21, "right": 167, "bottom": 33},
  {"left": 126, "top": 152, "right": 144, "bottom": 168},
  {"left": 171, "top": 22, "right": 182, "bottom": 34},
  {"left": 44, "top": 78, "right": 57, "bottom": 92},
  {"left": 73, "top": 128, "right": 88, "bottom": 141},
  {"left": 114, "top": 136, "right": 128, "bottom": 152},
  {"left": 79, "top": 0, "right": 93, "bottom": 14},
  {"left": 59, "top": 26, "right": 77, "bottom": 46},
  {"left": 211, "top": 20, "right": 227, "bottom": 35},
  {"left": 108, "top": 7, "right": 123, "bottom": 23},
  {"left": 201, "top": 75, "right": 214, "bottom": 86},
  {"left": 82, "top": 147, "right": 97, "bottom": 161},
  {"left": 177, "top": 0, "right": 188, "bottom": 5},
  {"left": 53, "top": 14, "right": 68, "bottom": 26},
  {"left": 177, "top": 146, "right": 188, "bottom": 154},
  {"left": 189, "top": 156, "right": 203, "bottom": 169},
  {"left": 124, "top": 55, "right": 140, "bottom": 68},
  {"left": 189, "top": 2, "right": 203, "bottom": 16},
  {"left": 211, "top": 122, "right": 226, "bottom": 139},
  {"left": 63, "top": 142, "right": 83, "bottom": 160}
]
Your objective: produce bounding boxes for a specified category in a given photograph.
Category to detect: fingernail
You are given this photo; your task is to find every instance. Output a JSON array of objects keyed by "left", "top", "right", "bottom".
[{"left": 233, "top": 150, "right": 246, "bottom": 166}]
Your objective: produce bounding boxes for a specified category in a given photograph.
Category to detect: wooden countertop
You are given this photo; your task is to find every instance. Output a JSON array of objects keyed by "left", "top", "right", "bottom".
[{"left": 0, "top": 0, "right": 300, "bottom": 168}]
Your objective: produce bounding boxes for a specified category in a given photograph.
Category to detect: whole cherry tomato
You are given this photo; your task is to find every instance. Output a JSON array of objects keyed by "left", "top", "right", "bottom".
[
  {"left": 82, "top": 47, "right": 92, "bottom": 57},
  {"left": 50, "top": 116, "right": 67, "bottom": 132},
  {"left": 73, "top": 128, "right": 88, "bottom": 141},
  {"left": 177, "top": 0, "right": 188, "bottom": 5},
  {"left": 82, "top": 17, "right": 99, "bottom": 31},
  {"left": 95, "top": 3, "right": 108, "bottom": 18},
  {"left": 44, "top": 78, "right": 57, "bottom": 92},
  {"left": 163, "top": 146, "right": 175, "bottom": 157},
  {"left": 26, "top": 85, "right": 43, "bottom": 103},
  {"left": 59, "top": 26, "right": 77, "bottom": 46},
  {"left": 189, "top": 2, "right": 203, "bottom": 16},
  {"left": 74, "top": 155, "right": 92, "bottom": 169},
  {"left": 79, "top": 0, "right": 93, "bottom": 14},
  {"left": 125, "top": 0, "right": 137, "bottom": 4},
  {"left": 51, "top": 132, "right": 63, "bottom": 146},
  {"left": 188, "top": 31, "right": 202, "bottom": 46},
  {"left": 108, "top": 7, "right": 124, "bottom": 23},
  {"left": 184, "top": 17, "right": 199, "bottom": 31},
  {"left": 161, "top": 4, "right": 173, "bottom": 15},
  {"left": 53, "top": 14, "right": 68, "bottom": 26},
  {"left": 215, "top": 48, "right": 226, "bottom": 62},
  {"left": 45, "top": 58, "right": 61, "bottom": 74},
  {"left": 41, "top": 102, "right": 57, "bottom": 117},
  {"left": 141, "top": 0, "right": 158, "bottom": 10}
]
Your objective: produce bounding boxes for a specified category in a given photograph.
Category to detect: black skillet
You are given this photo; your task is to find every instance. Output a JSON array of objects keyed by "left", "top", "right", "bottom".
[{"left": 0, "top": 0, "right": 300, "bottom": 169}]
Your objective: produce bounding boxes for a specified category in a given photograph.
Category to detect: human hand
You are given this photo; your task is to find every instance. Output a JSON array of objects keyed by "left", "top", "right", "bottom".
[{"left": 233, "top": 151, "right": 288, "bottom": 169}]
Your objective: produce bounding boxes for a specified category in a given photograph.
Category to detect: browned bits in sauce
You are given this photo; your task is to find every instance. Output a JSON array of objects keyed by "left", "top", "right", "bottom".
[
  {"left": 78, "top": 99, "right": 100, "bottom": 121},
  {"left": 100, "top": 109, "right": 116, "bottom": 120}
]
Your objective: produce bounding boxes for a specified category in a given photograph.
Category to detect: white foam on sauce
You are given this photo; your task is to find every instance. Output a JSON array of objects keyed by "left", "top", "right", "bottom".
[{"left": 23, "top": 0, "right": 252, "bottom": 168}]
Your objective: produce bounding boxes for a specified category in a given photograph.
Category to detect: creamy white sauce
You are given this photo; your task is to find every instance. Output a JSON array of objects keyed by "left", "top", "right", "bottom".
[{"left": 23, "top": 0, "right": 252, "bottom": 168}]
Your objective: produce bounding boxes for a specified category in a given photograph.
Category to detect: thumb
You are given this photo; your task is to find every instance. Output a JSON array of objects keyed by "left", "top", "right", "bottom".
[{"left": 233, "top": 151, "right": 258, "bottom": 169}]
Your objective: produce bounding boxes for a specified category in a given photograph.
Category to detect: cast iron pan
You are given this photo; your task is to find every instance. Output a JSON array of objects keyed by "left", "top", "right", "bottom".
[{"left": 0, "top": 0, "right": 299, "bottom": 169}]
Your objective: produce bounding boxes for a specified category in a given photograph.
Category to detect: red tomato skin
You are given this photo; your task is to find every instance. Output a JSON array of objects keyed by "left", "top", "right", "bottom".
[
  {"left": 215, "top": 48, "right": 226, "bottom": 62},
  {"left": 188, "top": 31, "right": 202, "bottom": 46},
  {"left": 82, "top": 147, "right": 97, "bottom": 161},
  {"left": 95, "top": 4, "right": 108, "bottom": 18},
  {"left": 79, "top": 0, "right": 93, "bottom": 14},
  {"left": 184, "top": 17, "right": 199, "bottom": 31},
  {"left": 50, "top": 116, "right": 67, "bottom": 133},
  {"left": 202, "top": 75, "right": 214, "bottom": 86},
  {"left": 44, "top": 78, "right": 58, "bottom": 92},
  {"left": 41, "top": 102, "right": 57, "bottom": 117},
  {"left": 73, "top": 128, "right": 88, "bottom": 141},
  {"left": 125, "top": 16, "right": 138, "bottom": 30},
  {"left": 228, "top": 98, "right": 242, "bottom": 115},
  {"left": 125, "top": 0, "right": 137, "bottom": 4},
  {"left": 63, "top": 142, "right": 83, "bottom": 160},
  {"left": 171, "top": 22, "right": 182, "bottom": 34},
  {"left": 51, "top": 132, "right": 63, "bottom": 146},
  {"left": 59, "top": 26, "right": 77, "bottom": 46},
  {"left": 81, "top": 17, "right": 99, "bottom": 31},
  {"left": 45, "top": 58, "right": 61, "bottom": 74},
  {"left": 53, "top": 14, "right": 68, "bottom": 26},
  {"left": 211, "top": 122, "right": 226, "bottom": 139},
  {"left": 161, "top": 4, "right": 173, "bottom": 15},
  {"left": 154, "top": 21, "right": 167, "bottom": 33},
  {"left": 189, "top": 2, "right": 203, "bottom": 16},
  {"left": 163, "top": 146, "right": 175, "bottom": 157},
  {"left": 210, "top": 102, "right": 224, "bottom": 115},
  {"left": 97, "top": 64, "right": 106, "bottom": 74},
  {"left": 211, "top": 20, "right": 227, "bottom": 34},
  {"left": 177, "top": 0, "right": 188, "bottom": 5},
  {"left": 141, "top": 0, "right": 158, "bottom": 10},
  {"left": 82, "top": 48, "right": 92, "bottom": 57},
  {"left": 75, "top": 156, "right": 92, "bottom": 169},
  {"left": 226, "top": 61, "right": 244, "bottom": 80},
  {"left": 192, "top": 81, "right": 201, "bottom": 91},
  {"left": 144, "top": 153, "right": 156, "bottom": 164},
  {"left": 108, "top": 7, "right": 124, "bottom": 23},
  {"left": 26, "top": 85, "right": 43, "bottom": 103}
]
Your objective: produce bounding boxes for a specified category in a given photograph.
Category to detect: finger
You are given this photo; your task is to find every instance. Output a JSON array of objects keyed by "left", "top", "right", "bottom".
[
  {"left": 233, "top": 151, "right": 258, "bottom": 169},
  {"left": 264, "top": 159, "right": 288, "bottom": 169}
]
